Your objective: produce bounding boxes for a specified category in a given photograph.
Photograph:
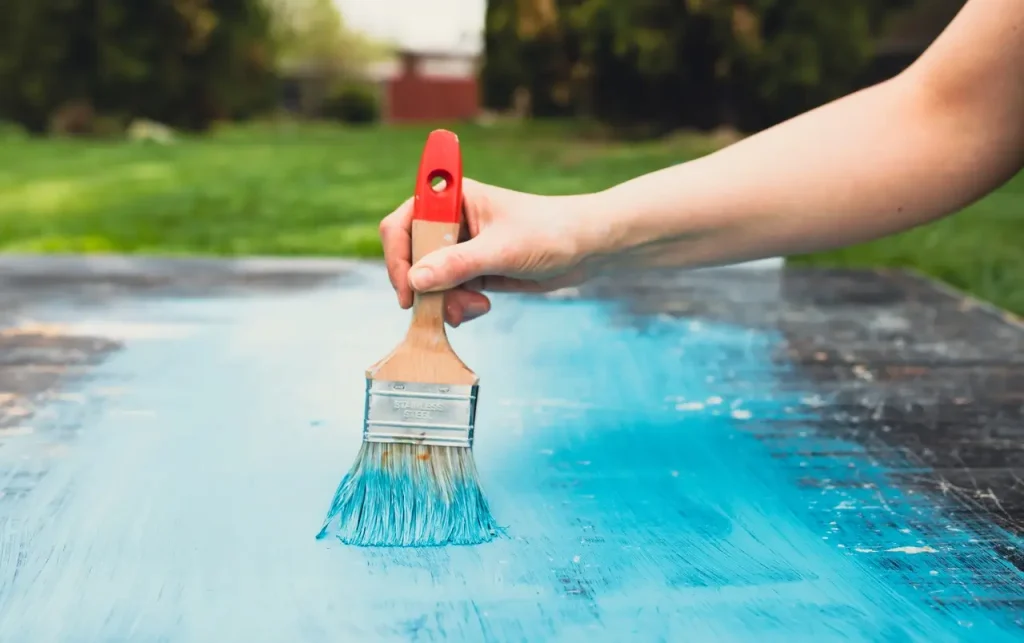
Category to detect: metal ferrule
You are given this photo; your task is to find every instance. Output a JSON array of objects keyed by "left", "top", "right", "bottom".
[{"left": 363, "top": 379, "right": 478, "bottom": 448}]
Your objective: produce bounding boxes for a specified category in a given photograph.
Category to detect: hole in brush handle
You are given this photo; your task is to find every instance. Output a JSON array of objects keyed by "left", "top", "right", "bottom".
[{"left": 428, "top": 170, "right": 452, "bottom": 193}]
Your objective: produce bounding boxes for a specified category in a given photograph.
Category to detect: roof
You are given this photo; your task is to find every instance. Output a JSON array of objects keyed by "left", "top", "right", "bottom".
[{"left": 394, "top": 47, "right": 480, "bottom": 60}]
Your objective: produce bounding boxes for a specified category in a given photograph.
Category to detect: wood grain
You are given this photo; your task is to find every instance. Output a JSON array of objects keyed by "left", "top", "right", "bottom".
[{"left": 370, "top": 219, "right": 477, "bottom": 386}]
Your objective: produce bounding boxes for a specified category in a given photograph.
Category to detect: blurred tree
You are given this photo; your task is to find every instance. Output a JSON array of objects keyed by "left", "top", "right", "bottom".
[
  {"left": 265, "top": 0, "right": 389, "bottom": 117},
  {"left": 483, "top": 0, "right": 916, "bottom": 134},
  {"left": 481, "top": 0, "right": 574, "bottom": 117},
  {"left": 481, "top": 0, "right": 522, "bottom": 111},
  {"left": 0, "top": 0, "right": 278, "bottom": 133},
  {"left": 266, "top": 0, "right": 387, "bottom": 77}
]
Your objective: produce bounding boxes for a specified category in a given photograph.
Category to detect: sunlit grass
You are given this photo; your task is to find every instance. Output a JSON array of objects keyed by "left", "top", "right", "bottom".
[{"left": 0, "top": 120, "right": 1021, "bottom": 314}]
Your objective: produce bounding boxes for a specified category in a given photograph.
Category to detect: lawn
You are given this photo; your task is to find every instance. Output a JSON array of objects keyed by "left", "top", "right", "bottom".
[{"left": 0, "top": 120, "right": 1021, "bottom": 315}]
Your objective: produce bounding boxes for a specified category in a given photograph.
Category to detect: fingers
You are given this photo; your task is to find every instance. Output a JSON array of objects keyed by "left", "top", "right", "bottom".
[
  {"left": 441, "top": 277, "right": 562, "bottom": 327},
  {"left": 444, "top": 288, "right": 491, "bottom": 327},
  {"left": 408, "top": 235, "right": 508, "bottom": 293},
  {"left": 379, "top": 196, "right": 415, "bottom": 308}
]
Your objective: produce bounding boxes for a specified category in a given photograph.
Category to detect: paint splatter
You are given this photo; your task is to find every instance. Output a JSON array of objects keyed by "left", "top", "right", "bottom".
[{"left": 676, "top": 402, "right": 704, "bottom": 411}]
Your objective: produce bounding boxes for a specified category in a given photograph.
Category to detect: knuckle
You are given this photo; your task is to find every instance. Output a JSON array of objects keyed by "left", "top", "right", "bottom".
[{"left": 447, "top": 251, "right": 476, "bottom": 279}]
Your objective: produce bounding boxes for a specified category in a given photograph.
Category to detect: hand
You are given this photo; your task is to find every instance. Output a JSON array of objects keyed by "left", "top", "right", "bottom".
[{"left": 379, "top": 179, "right": 602, "bottom": 326}]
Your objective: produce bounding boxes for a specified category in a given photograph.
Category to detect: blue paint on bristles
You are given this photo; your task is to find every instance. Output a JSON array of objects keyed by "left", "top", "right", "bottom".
[{"left": 316, "top": 442, "right": 501, "bottom": 547}]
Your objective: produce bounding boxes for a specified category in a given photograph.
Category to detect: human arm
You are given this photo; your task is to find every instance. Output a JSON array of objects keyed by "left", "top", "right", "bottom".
[
  {"left": 380, "top": 0, "right": 1024, "bottom": 325},
  {"left": 582, "top": 0, "right": 1024, "bottom": 271}
]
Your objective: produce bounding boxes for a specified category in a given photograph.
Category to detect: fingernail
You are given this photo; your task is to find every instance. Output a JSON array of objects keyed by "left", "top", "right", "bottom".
[
  {"left": 409, "top": 266, "right": 433, "bottom": 291},
  {"left": 464, "top": 302, "right": 488, "bottom": 321}
]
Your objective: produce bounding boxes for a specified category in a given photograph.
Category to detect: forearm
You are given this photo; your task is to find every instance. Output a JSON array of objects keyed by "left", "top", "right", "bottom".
[
  {"left": 586, "top": 78, "right": 1015, "bottom": 271},
  {"left": 582, "top": 2, "right": 1024, "bottom": 272}
]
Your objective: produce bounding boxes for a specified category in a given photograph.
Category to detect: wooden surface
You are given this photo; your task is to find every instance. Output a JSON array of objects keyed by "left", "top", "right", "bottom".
[{"left": 0, "top": 255, "right": 1021, "bottom": 642}]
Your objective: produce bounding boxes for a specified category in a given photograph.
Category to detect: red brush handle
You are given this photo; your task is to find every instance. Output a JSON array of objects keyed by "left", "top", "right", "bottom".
[{"left": 413, "top": 129, "right": 463, "bottom": 224}]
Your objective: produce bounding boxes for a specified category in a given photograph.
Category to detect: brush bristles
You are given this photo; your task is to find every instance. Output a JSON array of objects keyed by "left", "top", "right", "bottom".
[{"left": 316, "top": 442, "right": 502, "bottom": 547}]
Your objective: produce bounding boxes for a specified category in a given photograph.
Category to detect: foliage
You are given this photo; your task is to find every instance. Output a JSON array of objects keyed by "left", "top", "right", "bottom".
[
  {"left": 265, "top": 0, "right": 390, "bottom": 76},
  {"left": 321, "top": 82, "right": 380, "bottom": 124},
  {"left": 0, "top": 0, "right": 278, "bottom": 133},
  {"left": 0, "top": 120, "right": 1020, "bottom": 314},
  {"left": 483, "top": 0, "right": 915, "bottom": 132}
]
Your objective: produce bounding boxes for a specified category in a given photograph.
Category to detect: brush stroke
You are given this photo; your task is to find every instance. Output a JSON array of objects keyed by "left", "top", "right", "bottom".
[{"left": 0, "top": 263, "right": 1020, "bottom": 642}]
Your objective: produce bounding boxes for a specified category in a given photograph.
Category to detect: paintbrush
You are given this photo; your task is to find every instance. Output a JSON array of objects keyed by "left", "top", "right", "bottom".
[{"left": 316, "top": 129, "right": 501, "bottom": 547}]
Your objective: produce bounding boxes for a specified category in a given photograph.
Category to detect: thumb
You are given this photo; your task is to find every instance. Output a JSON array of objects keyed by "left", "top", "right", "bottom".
[{"left": 408, "top": 235, "right": 508, "bottom": 292}]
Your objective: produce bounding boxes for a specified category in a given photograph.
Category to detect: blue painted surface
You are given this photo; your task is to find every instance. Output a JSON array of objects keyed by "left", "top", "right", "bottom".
[{"left": 0, "top": 265, "right": 1021, "bottom": 642}]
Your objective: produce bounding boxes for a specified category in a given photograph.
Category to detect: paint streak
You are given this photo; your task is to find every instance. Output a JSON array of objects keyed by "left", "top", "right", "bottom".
[{"left": 0, "top": 265, "right": 1020, "bottom": 641}]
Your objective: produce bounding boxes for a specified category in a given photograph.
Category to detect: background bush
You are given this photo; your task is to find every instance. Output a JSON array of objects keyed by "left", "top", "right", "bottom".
[
  {"left": 322, "top": 82, "right": 380, "bottom": 124},
  {"left": 0, "top": 0, "right": 278, "bottom": 134}
]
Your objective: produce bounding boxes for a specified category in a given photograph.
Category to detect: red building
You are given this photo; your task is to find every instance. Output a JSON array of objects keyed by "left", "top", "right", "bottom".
[{"left": 377, "top": 49, "right": 481, "bottom": 124}]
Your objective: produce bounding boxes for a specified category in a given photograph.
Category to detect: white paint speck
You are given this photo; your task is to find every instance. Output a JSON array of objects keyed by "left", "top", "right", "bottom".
[
  {"left": 676, "top": 402, "right": 704, "bottom": 411},
  {"left": 802, "top": 395, "right": 826, "bottom": 407},
  {"left": 852, "top": 365, "right": 873, "bottom": 381},
  {"left": 854, "top": 547, "right": 876, "bottom": 553},
  {"left": 706, "top": 396, "right": 723, "bottom": 405},
  {"left": 929, "top": 570, "right": 939, "bottom": 576},
  {"left": 731, "top": 410, "right": 752, "bottom": 420},
  {"left": 834, "top": 500, "right": 856, "bottom": 510},
  {"left": 572, "top": 555, "right": 581, "bottom": 564},
  {"left": 670, "top": 470, "right": 679, "bottom": 478},
  {"left": 886, "top": 546, "right": 937, "bottom": 554}
]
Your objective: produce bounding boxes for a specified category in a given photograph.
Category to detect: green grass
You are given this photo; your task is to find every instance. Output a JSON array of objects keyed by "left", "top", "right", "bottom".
[{"left": 0, "top": 120, "right": 1021, "bottom": 315}]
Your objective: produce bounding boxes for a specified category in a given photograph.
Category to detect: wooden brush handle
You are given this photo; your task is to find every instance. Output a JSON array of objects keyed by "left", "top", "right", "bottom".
[
  {"left": 410, "top": 129, "right": 464, "bottom": 335},
  {"left": 368, "top": 129, "right": 477, "bottom": 384}
]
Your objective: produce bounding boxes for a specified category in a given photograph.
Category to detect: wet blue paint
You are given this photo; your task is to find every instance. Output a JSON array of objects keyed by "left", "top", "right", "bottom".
[
  {"left": 315, "top": 441, "right": 502, "bottom": 546},
  {"left": 0, "top": 263, "right": 1020, "bottom": 641}
]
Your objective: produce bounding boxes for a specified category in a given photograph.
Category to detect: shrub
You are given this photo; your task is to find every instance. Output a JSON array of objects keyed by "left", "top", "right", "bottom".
[{"left": 322, "top": 82, "right": 380, "bottom": 124}]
